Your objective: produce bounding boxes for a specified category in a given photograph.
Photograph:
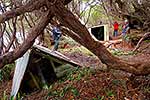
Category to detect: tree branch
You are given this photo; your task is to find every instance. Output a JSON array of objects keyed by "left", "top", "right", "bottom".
[
  {"left": 0, "top": 0, "right": 73, "bottom": 68},
  {"left": 0, "top": 10, "right": 52, "bottom": 68},
  {"left": 0, "top": 0, "right": 46, "bottom": 23},
  {"left": 133, "top": 32, "right": 150, "bottom": 52}
]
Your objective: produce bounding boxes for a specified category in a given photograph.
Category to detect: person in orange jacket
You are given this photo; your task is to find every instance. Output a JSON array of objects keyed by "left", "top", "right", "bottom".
[{"left": 113, "top": 21, "right": 119, "bottom": 37}]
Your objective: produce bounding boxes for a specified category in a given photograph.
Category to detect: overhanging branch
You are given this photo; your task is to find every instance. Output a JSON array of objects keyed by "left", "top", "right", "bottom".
[
  {"left": 0, "top": 0, "right": 46, "bottom": 23},
  {"left": 0, "top": 10, "right": 52, "bottom": 68}
]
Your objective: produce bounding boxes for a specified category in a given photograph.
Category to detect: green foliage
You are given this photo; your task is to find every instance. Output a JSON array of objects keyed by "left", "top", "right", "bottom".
[
  {"left": 73, "top": 46, "right": 94, "bottom": 56},
  {"left": 47, "top": 67, "right": 92, "bottom": 99},
  {"left": 143, "top": 86, "right": 150, "bottom": 94},
  {"left": 112, "top": 79, "right": 120, "bottom": 85},
  {"left": 82, "top": 0, "right": 89, "bottom": 3},
  {"left": 105, "top": 90, "right": 115, "bottom": 97},
  {"left": 61, "top": 45, "right": 94, "bottom": 57},
  {"left": 0, "top": 64, "right": 14, "bottom": 82},
  {"left": 59, "top": 67, "right": 92, "bottom": 83},
  {"left": 90, "top": 6, "right": 104, "bottom": 21},
  {"left": 124, "top": 35, "right": 131, "bottom": 42},
  {"left": 60, "top": 36, "right": 95, "bottom": 56},
  {"left": 93, "top": 95, "right": 105, "bottom": 100},
  {"left": 1, "top": 91, "right": 7, "bottom": 100},
  {"left": 112, "top": 79, "right": 127, "bottom": 91},
  {"left": 80, "top": 4, "right": 104, "bottom": 25},
  {"left": 42, "top": 84, "right": 49, "bottom": 90},
  {"left": 1, "top": 92, "right": 22, "bottom": 100},
  {"left": 71, "top": 87, "right": 79, "bottom": 96},
  {"left": 142, "top": 82, "right": 150, "bottom": 94},
  {"left": 47, "top": 84, "right": 79, "bottom": 98},
  {"left": 144, "top": 40, "right": 150, "bottom": 43},
  {"left": 60, "top": 36, "right": 77, "bottom": 47},
  {"left": 16, "top": 93, "right": 22, "bottom": 100},
  {"left": 111, "top": 49, "right": 136, "bottom": 56}
]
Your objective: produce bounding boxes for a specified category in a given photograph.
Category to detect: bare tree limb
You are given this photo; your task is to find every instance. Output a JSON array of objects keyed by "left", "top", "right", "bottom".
[
  {"left": 0, "top": 10, "right": 52, "bottom": 68},
  {"left": 0, "top": 0, "right": 46, "bottom": 23},
  {"left": 5, "top": 17, "right": 17, "bottom": 52},
  {"left": 133, "top": 32, "right": 150, "bottom": 52},
  {"left": 0, "top": 0, "right": 73, "bottom": 68}
]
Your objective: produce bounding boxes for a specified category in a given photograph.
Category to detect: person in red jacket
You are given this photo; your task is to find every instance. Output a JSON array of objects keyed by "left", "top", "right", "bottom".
[{"left": 113, "top": 21, "right": 119, "bottom": 37}]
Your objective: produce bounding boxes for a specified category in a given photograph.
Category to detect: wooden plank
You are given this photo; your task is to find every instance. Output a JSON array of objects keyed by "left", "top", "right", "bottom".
[
  {"left": 34, "top": 50, "right": 66, "bottom": 64},
  {"left": 11, "top": 51, "right": 30, "bottom": 97},
  {"left": 33, "top": 45, "right": 82, "bottom": 67}
]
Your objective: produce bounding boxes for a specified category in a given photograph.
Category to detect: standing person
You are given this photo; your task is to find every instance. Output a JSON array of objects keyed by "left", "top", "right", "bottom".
[
  {"left": 113, "top": 21, "right": 119, "bottom": 37},
  {"left": 52, "top": 24, "right": 62, "bottom": 51},
  {"left": 122, "top": 19, "right": 130, "bottom": 36},
  {"left": 122, "top": 19, "right": 130, "bottom": 47}
]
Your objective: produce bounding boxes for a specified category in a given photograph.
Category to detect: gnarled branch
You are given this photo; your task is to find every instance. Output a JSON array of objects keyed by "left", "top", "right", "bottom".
[{"left": 0, "top": 10, "right": 52, "bottom": 68}]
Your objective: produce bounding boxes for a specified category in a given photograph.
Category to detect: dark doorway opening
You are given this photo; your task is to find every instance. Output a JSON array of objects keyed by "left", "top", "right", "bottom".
[
  {"left": 19, "top": 51, "right": 57, "bottom": 94},
  {"left": 91, "top": 26, "right": 104, "bottom": 41}
]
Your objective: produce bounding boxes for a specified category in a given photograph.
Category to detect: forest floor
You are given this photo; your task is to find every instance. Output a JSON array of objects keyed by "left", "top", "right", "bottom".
[{"left": 0, "top": 37, "right": 150, "bottom": 100}]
